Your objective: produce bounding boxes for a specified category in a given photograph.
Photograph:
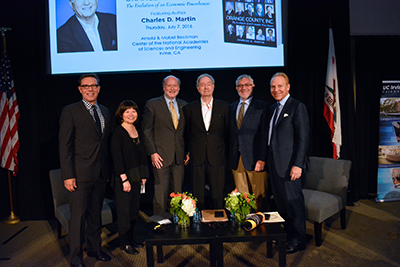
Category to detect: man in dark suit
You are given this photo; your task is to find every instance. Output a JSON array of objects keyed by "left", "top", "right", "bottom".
[
  {"left": 142, "top": 75, "right": 187, "bottom": 215},
  {"left": 225, "top": 24, "right": 236, "bottom": 42},
  {"left": 229, "top": 74, "right": 268, "bottom": 211},
  {"left": 244, "top": 3, "right": 254, "bottom": 17},
  {"left": 267, "top": 72, "right": 309, "bottom": 254},
  {"left": 57, "top": 0, "right": 117, "bottom": 53},
  {"left": 59, "top": 73, "right": 111, "bottom": 266},
  {"left": 184, "top": 74, "right": 229, "bottom": 209},
  {"left": 225, "top": 2, "right": 235, "bottom": 15}
]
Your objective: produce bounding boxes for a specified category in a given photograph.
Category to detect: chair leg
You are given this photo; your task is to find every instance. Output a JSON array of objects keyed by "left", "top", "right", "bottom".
[
  {"left": 340, "top": 208, "right": 347, "bottom": 230},
  {"left": 314, "top": 222, "right": 322, "bottom": 247},
  {"left": 57, "top": 220, "right": 62, "bottom": 239}
]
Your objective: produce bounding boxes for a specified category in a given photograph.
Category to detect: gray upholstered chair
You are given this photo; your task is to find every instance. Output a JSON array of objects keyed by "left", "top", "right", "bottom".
[
  {"left": 49, "top": 169, "right": 116, "bottom": 239},
  {"left": 302, "top": 156, "right": 352, "bottom": 246}
]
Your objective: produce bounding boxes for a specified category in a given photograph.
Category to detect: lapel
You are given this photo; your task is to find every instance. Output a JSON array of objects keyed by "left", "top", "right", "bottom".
[
  {"left": 240, "top": 100, "right": 256, "bottom": 130},
  {"left": 176, "top": 98, "right": 185, "bottom": 130},
  {"left": 275, "top": 96, "right": 292, "bottom": 127},
  {"left": 231, "top": 100, "right": 240, "bottom": 130},
  {"left": 209, "top": 101, "right": 217, "bottom": 131},
  {"left": 98, "top": 104, "right": 109, "bottom": 139},
  {"left": 71, "top": 17, "right": 93, "bottom": 51},
  {"left": 160, "top": 96, "right": 179, "bottom": 131},
  {"left": 79, "top": 101, "right": 101, "bottom": 137},
  {"left": 194, "top": 100, "right": 207, "bottom": 131}
]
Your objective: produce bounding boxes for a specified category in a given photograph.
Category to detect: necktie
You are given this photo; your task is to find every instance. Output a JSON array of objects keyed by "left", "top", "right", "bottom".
[
  {"left": 271, "top": 103, "right": 280, "bottom": 134},
  {"left": 237, "top": 102, "right": 245, "bottom": 129},
  {"left": 92, "top": 105, "right": 102, "bottom": 134},
  {"left": 170, "top": 101, "right": 179, "bottom": 129},
  {"left": 268, "top": 103, "right": 280, "bottom": 145}
]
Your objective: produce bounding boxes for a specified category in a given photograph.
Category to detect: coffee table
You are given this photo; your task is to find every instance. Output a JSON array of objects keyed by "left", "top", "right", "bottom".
[{"left": 145, "top": 220, "right": 286, "bottom": 267}]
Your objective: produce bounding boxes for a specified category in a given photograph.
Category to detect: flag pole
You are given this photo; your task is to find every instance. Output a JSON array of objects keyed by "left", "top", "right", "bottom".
[
  {"left": 2, "top": 171, "right": 20, "bottom": 224},
  {"left": 0, "top": 27, "right": 20, "bottom": 224}
]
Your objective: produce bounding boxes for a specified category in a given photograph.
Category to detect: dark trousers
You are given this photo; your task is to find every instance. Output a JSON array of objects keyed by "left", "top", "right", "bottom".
[
  {"left": 152, "top": 163, "right": 184, "bottom": 215},
  {"left": 191, "top": 163, "right": 225, "bottom": 210},
  {"left": 268, "top": 159, "right": 306, "bottom": 244},
  {"left": 115, "top": 180, "right": 141, "bottom": 247},
  {"left": 69, "top": 177, "right": 106, "bottom": 265}
]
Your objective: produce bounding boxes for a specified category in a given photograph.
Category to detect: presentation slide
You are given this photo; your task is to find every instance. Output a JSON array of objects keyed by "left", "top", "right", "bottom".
[{"left": 48, "top": 0, "right": 284, "bottom": 74}]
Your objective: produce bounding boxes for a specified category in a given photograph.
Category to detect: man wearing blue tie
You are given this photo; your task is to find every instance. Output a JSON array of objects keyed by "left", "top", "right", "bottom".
[{"left": 267, "top": 72, "right": 309, "bottom": 254}]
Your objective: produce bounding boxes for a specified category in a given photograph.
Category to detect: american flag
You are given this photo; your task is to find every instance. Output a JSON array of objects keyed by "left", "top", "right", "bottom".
[{"left": 0, "top": 45, "right": 20, "bottom": 176}]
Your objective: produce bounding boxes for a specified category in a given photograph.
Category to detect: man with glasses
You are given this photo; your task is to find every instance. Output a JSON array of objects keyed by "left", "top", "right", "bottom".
[
  {"left": 228, "top": 74, "right": 268, "bottom": 211},
  {"left": 59, "top": 73, "right": 111, "bottom": 266}
]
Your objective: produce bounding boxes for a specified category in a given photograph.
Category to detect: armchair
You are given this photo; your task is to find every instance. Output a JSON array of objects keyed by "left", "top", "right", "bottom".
[
  {"left": 302, "top": 156, "right": 352, "bottom": 246},
  {"left": 49, "top": 169, "right": 116, "bottom": 239}
]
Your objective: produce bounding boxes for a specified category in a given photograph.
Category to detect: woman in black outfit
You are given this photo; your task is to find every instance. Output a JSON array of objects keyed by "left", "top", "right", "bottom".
[{"left": 111, "top": 100, "right": 148, "bottom": 255}]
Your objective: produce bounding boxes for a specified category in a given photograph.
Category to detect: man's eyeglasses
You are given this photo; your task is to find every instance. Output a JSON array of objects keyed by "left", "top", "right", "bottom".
[
  {"left": 236, "top": 83, "right": 253, "bottom": 88},
  {"left": 80, "top": 84, "right": 99, "bottom": 89}
]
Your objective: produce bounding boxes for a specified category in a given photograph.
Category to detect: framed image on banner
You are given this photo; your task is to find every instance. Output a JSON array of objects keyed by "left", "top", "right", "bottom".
[{"left": 377, "top": 81, "right": 400, "bottom": 202}]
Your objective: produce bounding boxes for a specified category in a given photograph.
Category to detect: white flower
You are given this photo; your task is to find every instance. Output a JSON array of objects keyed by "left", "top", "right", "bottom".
[
  {"left": 182, "top": 198, "right": 196, "bottom": 216},
  {"left": 230, "top": 192, "right": 241, "bottom": 197}
]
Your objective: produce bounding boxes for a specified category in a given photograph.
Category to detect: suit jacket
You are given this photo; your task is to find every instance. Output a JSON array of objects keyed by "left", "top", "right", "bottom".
[
  {"left": 141, "top": 96, "right": 187, "bottom": 167},
  {"left": 59, "top": 101, "right": 111, "bottom": 182},
  {"left": 268, "top": 96, "right": 309, "bottom": 178},
  {"left": 184, "top": 99, "right": 229, "bottom": 167},
  {"left": 57, "top": 12, "right": 117, "bottom": 53},
  {"left": 228, "top": 99, "right": 268, "bottom": 171}
]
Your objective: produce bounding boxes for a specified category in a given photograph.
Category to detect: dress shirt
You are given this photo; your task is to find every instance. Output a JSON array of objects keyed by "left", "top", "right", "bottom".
[
  {"left": 268, "top": 93, "right": 290, "bottom": 145},
  {"left": 201, "top": 98, "right": 213, "bottom": 131},
  {"left": 236, "top": 97, "right": 252, "bottom": 121},
  {"left": 76, "top": 14, "right": 102, "bottom": 52},
  {"left": 82, "top": 99, "right": 105, "bottom": 133},
  {"left": 164, "top": 95, "right": 180, "bottom": 120}
]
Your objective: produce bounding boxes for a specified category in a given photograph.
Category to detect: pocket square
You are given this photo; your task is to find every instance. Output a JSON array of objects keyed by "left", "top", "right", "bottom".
[{"left": 283, "top": 113, "right": 289, "bottom": 117}]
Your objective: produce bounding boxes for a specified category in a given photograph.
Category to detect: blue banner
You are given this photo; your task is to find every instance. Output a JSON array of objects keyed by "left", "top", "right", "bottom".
[{"left": 377, "top": 81, "right": 400, "bottom": 202}]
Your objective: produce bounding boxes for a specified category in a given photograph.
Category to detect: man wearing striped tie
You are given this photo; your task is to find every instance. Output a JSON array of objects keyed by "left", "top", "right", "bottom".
[{"left": 228, "top": 74, "right": 268, "bottom": 211}]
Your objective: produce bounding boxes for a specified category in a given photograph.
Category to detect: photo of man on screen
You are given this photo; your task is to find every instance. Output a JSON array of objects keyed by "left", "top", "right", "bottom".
[
  {"left": 226, "top": 24, "right": 236, "bottom": 42},
  {"left": 225, "top": 2, "right": 235, "bottom": 15},
  {"left": 244, "top": 3, "right": 254, "bottom": 17},
  {"left": 235, "top": 2, "right": 245, "bottom": 16},
  {"left": 267, "top": 28, "right": 275, "bottom": 42},
  {"left": 236, "top": 25, "right": 245, "bottom": 39},
  {"left": 255, "top": 3, "right": 264, "bottom": 17},
  {"left": 265, "top": 5, "right": 274, "bottom": 19},
  {"left": 57, "top": 0, "right": 117, "bottom": 53}
]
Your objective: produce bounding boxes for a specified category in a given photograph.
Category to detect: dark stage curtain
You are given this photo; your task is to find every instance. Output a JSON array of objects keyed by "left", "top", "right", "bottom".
[{"left": 2, "top": 0, "right": 397, "bottom": 220}]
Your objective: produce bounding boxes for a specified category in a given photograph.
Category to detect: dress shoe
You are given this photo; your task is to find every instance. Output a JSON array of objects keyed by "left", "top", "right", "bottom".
[
  {"left": 87, "top": 251, "right": 111, "bottom": 261},
  {"left": 121, "top": 245, "right": 139, "bottom": 255},
  {"left": 70, "top": 263, "right": 86, "bottom": 267},
  {"left": 286, "top": 242, "right": 306, "bottom": 254}
]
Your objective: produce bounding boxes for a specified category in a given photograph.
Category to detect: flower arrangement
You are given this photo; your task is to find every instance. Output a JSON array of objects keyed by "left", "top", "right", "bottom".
[
  {"left": 170, "top": 192, "right": 197, "bottom": 228},
  {"left": 225, "top": 189, "right": 256, "bottom": 224}
]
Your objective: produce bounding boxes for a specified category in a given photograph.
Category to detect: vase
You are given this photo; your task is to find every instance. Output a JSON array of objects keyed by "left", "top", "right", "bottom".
[
  {"left": 235, "top": 212, "right": 247, "bottom": 225},
  {"left": 178, "top": 213, "right": 190, "bottom": 228}
]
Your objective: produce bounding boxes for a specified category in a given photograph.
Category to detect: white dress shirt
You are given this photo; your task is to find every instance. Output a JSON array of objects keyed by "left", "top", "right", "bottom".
[{"left": 201, "top": 98, "right": 213, "bottom": 131}]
